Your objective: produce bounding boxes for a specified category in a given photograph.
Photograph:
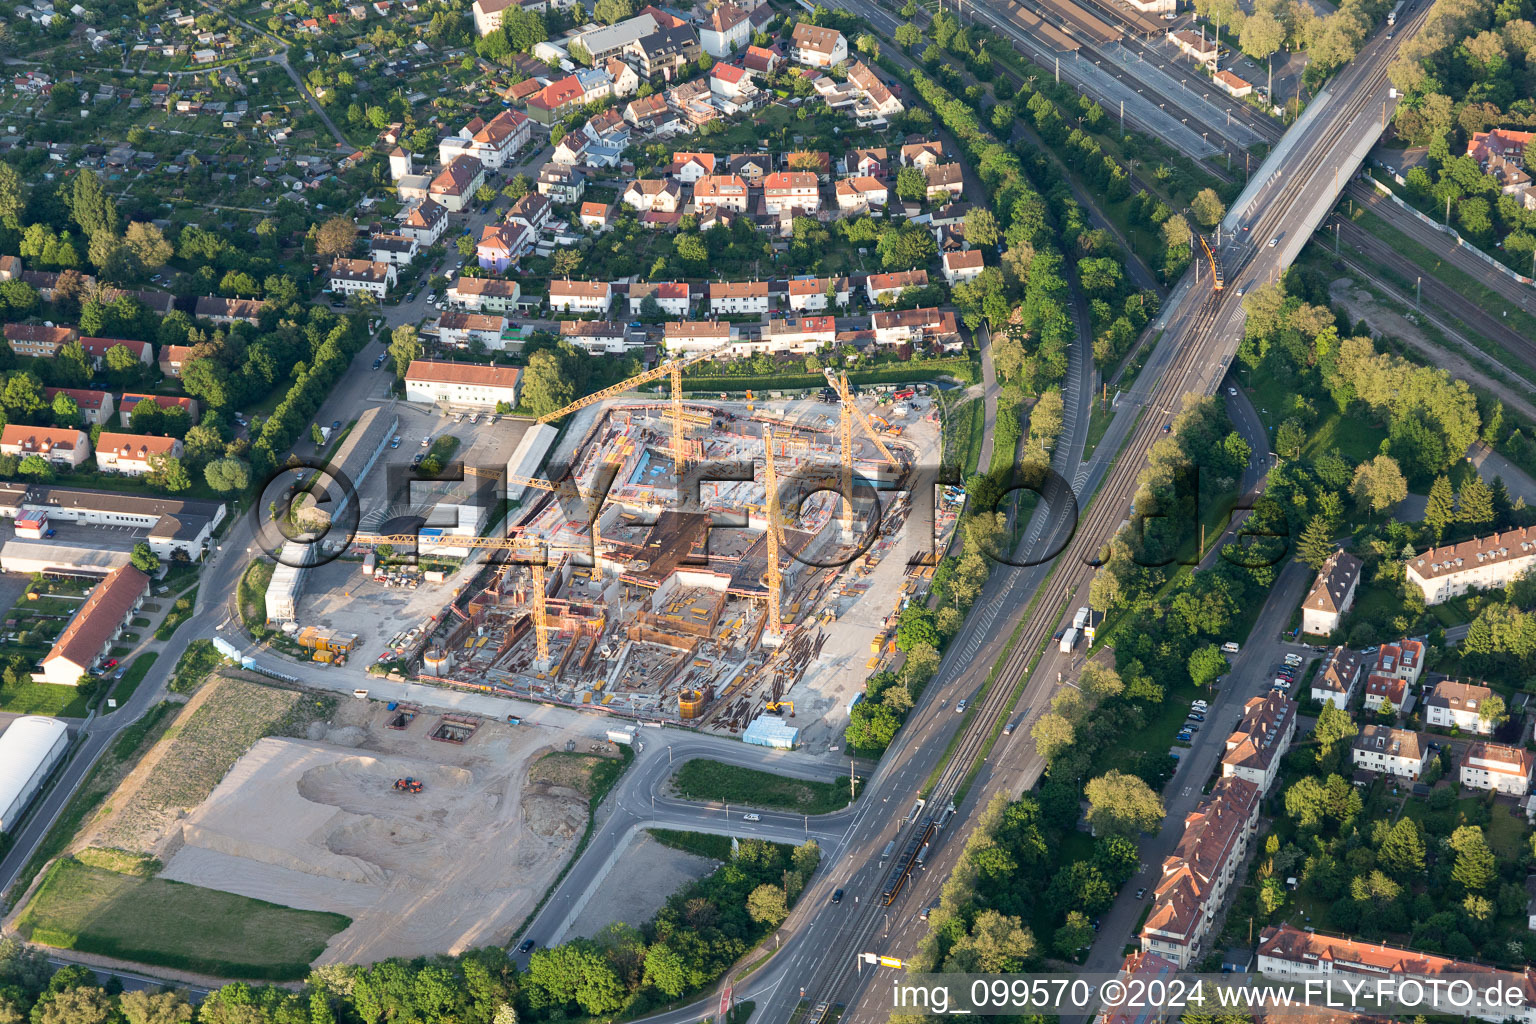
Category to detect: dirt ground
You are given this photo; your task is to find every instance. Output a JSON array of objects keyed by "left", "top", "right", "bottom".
[
  {"left": 563, "top": 833, "right": 719, "bottom": 941},
  {"left": 154, "top": 699, "right": 603, "bottom": 964}
]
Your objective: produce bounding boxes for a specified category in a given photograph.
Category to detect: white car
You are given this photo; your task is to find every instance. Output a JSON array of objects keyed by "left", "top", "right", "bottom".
[
  {"left": 1268, "top": 237, "right": 1279, "bottom": 248},
  {"left": 955, "top": 699, "right": 967, "bottom": 713},
  {"left": 743, "top": 813, "right": 760, "bottom": 821}
]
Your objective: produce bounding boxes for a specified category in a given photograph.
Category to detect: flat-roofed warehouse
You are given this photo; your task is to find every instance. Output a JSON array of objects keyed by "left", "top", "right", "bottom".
[{"left": 0, "top": 715, "right": 70, "bottom": 832}]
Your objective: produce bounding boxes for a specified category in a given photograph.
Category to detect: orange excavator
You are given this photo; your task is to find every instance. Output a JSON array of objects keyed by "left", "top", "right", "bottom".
[{"left": 393, "top": 777, "right": 423, "bottom": 793}]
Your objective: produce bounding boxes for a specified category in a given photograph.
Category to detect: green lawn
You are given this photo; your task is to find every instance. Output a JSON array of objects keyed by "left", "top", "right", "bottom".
[
  {"left": 15, "top": 858, "right": 349, "bottom": 980},
  {"left": 104, "top": 653, "right": 158, "bottom": 713},
  {"left": 0, "top": 682, "right": 93, "bottom": 717},
  {"left": 154, "top": 587, "right": 198, "bottom": 641},
  {"left": 671, "top": 759, "right": 859, "bottom": 814}
]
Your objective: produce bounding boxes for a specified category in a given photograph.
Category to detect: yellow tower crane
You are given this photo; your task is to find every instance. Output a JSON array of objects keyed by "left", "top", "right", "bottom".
[
  {"left": 822, "top": 369, "right": 902, "bottom": 530},
  {"left": 761, "top": 426, "right": 783, "bottom": 642}
]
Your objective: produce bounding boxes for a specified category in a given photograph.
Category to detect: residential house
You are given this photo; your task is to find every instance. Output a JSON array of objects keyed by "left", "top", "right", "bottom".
[
  {"left": 842, "top": 147, "right": 888, "bottom": 178},
  {"left": 526, "top": 75, "right": 587, "bottom": 125},
  {"left": 370, "top": 233, "right": 419, "bottom": 265},
  {"left": 448, "top": 277, "right": 522, "bottom": 313},
  {"left": 547, "top": 279, "right": 612, "bottom": 314},
  {"left": 729, "top": 152, "right": 774, "bottom": 185},
  {"left": 761, "top": 315, "right": 836, "bottom": 353},
  {"left": 399, "top": 199, "right": 450, "bottom": 247},
  {"left": 865, "top": 269, "right": 929, "bottom": 303},
  {"left": 537, "top": 163, "right": 587, "bottom": 204},
  {"left": 1363, "top": 638, "right": 1426, "bottom": 713},
  {"left": 429, "top": 155, "right": 485, "bottom": 213},
  {"left": 437, "top": 311, "right": 507, "bottom": 349},
  {"left": 80, "top": 337, "right": 151, "bottom": 367},
  {"left": 669, "top": 151, "right": 717, "bottom": 183},
  {"left": 552, "top": 134, "right": 590, "bottom": 167},
  {"left": 194, "top": 296, "right": 266, "bottom": 324},
  {"left": 942, "top": 249, "right": 985, "bottom": 286},
  {"left": 118, "top": 394, "right": 198, "bottom": 428},
  {"left": 404, "top": 360, "right": 521, "bottom": 409},
  {"left": 95, "top": 432, "right": 182, "bottom": 477},
  {"left": 1424, "top": 680, "right": 1497, "bottom": 735},
  {"left": 1139, "top": 776, "right": 1261, "bottom": 967},
  {"left": 709, "top": 63, "right": 757, "bottom": 106},
  {"left": 573, "top": 13, "right": 659, "bottom": 64},
  {"left": 575, "top": 66, "right": 614, "bottom": 104},
  {"left": 1406, "top": 527, "right": 1536, "bottom": 604},
  {"left": 37, "top": 565, "right": 149, "bottom": 686},
  {"left": 439, "top": 108, "right": 532, "bottom": 170},
  {"left": 1351, "top": 725, "right": 1431, "bottom": 779},
  {"left": 476, "top": 222, "right": 531, "bottom": 273},
  {"left": 1301, "top": 549, "right": 1362, "bottom": 636},
  {"left": 762, "top": 171, "right": 820, "bottom": 215},
  {"left": 834, "top": 176, "right": 889, "bottom": 212},
  {"left": 558, "top": 319, "right": 638, "bottom": 354},
  {"left": 873, "top": 306, "right": 960, "bottom": 346},
  {"left": 742, "top": 44, "right": 781, "bottom": 76},
  {"left": 900, "top": 140, "right": 944, "bottom": 168},
  {"left": 700, "top": 1, "right": 750, "bottom": 56},
  {"left": 624, "top": 178, "right": 683, "bottom": 212},
  {"left": 0, "top": 425, "right": 90, "bottom": 468},
  {"left": 789, "top": 22, "right": 846, "bottom": 66},
  {"left": 924, "top": 162, "right": 964, "bottom": 201},
  {"left": 1167, "top": 29, "right": 1218, "bottom": 68},
  {"left": 1220, "top": 692, "right": 1297, "bottom": 793},
  {"left": 628, "top": 281, "right": 690, "bottom": 317},
  {"left": 1255, "top": 923, "right": 1536, "bottom": 1024},
  {"left": 628, "top": 24, "right": 700, "bottom": 81},
  {"left": 662, "top": 320, "right": 733, "bottom": 354},
  {"left": 3, "top": 323, "right": 76, "bottom": 359},
  {"left": 1213, "top": 69, "right": 1252, "bottom": 98},
  {"left": 580, "top": 202, "right": 614, "bottom": 230},
  {"left": 1460, "top": 742, "right": 1534, "bottom": 797},
  {"left": 329, "top": 258, "right": 397, "bottom": 298},
  {"left": 1310, "top": 646, "right": 1364, "bottom": 710},
  {"left": 708, "top": 280, "right": 770, "bottom": 315},
  {"left": 623, "top": 93, "right": 672, "bottom": 130},
  {"left": 508, "top": 193, "right": 554, "bottom": 235},
  {"left": 605, "top": 59, "right": 641, "bottom": 98},
  {"left": 848, "top": 61, "right": 903, "bottom": 118},
  {"left": 693, "top": 174, "right": 750, "bottom": 214},
  {"left": 43, "top": 388, "right": 113, "bottom": 426},
  {"left": 786, "top": 276, "right": 849, "bottom": 311}
]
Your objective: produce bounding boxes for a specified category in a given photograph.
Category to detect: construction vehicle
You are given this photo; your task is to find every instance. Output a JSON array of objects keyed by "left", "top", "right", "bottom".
[
  {"left": 393, "top": 777, "right": 423, "bottom": 793},
  {"left": 765, "top": 700, "right": 795, "bottom": 717}
]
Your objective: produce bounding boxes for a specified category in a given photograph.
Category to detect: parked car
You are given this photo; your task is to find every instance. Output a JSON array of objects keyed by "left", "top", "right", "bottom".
[
  {"left": 373, "top": 355, "right": 386, "bottom": 369},
  {"left": 1135, "top": 887, "right": 1146, "bottom": 899},
  {"left": 1177, "top": 731, "right": 1193, "bottom": 742},
  {"left": 1186, "top": 713, "right": 1204, "bottom": 722},
  {"left": 389, "top": 436, "right": 401, "bottom": 449}
]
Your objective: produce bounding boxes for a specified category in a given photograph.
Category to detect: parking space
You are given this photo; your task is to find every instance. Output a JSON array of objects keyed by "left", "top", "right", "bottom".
[{"left": 353, "top": 407, "right": 532, "bottom": 518}]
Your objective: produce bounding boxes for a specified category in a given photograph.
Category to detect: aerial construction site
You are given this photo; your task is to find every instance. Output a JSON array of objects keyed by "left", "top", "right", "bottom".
[{"left": 358, "top": 367, "right": 960, "bottom": 744}]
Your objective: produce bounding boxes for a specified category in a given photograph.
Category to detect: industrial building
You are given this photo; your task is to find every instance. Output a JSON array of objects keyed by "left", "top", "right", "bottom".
[
  {"left": 0, "top": 483, "right": 226, "bottom": 562},
  {"left": 0, "top": 716, "right": 71, "bottom": 832}
]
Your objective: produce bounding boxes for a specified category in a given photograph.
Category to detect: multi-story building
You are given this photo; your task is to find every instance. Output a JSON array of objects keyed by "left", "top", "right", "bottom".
[
  {"left": 1311, "top": 646, "right": 1364, "bottom": 710},
  {"left": 789, "top": 22, "right": 846, "bottom": 66},
  {"left": 786, "top": 277, "right": 850, "bottom": 311},
  {"left": 762, "top": 171, "right": 820, "bottom": 214},
  {"left": 847, "top": 61, "right": 903, "bottom": 117},
  {"left": 865, "top": 269, "right": 929, "bottom": 303},
  {"left": 709, "top": 63, "right": 758, "bottom": 107},
  {"left": 37, "top": 565, "right": 149, "bottom": 686},
  {"left": 574, "top": 13, "right": 659, "bottom": 64},
  {"left": 404, "top": 360, "right": 521, "bottom": 409},
  {"left": 194, "top": 296, "right": 266, "bottom": 325},
  {"left": 439, "top": 109, "right": 532, "bottom": 170},
  {"left": 604, "top": 59, "right": 640, "bottom": 98},
  {"left": 1363, "top": 637, "right": 1425, "bottom": 712},
  {"left": 729, "top": 152, "right": 773, "bottom": 185},
  {"left": 558, "top": 319, "right": 638, "bottom": 355},
  {"left": 1254, "top": 924, "right": 1536, "bottom": 1024},
  {"left": 399, "top": 199, "right": 450, "bottom": 247},
  {"left": 3, "top": 323, "right": 76, "bottom": 359},
  {"left": 662, "top": 320, "right": 733, "bottom": 355},
  {"left": 1140, "top": 776, "right": 1261, "bottom": 968},
  {"left": 1406, "top": 527, "right": 1536, "bottom": 604},
  {"left": 537, "top": 163, "right": 586, "bottom": 204},
  {"left": 157, "top": 346, "right": 194, "bottom": 379},
  {"left": 80, "top": 337, "right": 151, "bottom": 367},
  {"left": 0, "top": 425, "right": 90, "bottom": 468},
  {"left": 707, "top": 280, "right": 770, "bottom": 315},
  {"left": 1460, "top": 741, "right": 1534, "bottom": 797},
  {"left": 1301, "top": 548, "right": 1362, "bottom": 636},
  {"left": 477, "top": 223, "right": 531, "bottom": 273},
  {"left": 1167, "top": 29, "right": 1218, "bottom": 68},
  {"left": 95, "top": 432, "right": 182, "bottom": 476},
  {"left": 472, "top": 0, "right": 514, "bottom": 35},
  {"left": 834, "top": 176, "right": 889, "bottom": 212},
  {"left": 628, "top": 281, "right": 691, "bottom": 317},
  {"left": 1351, "top": 725, "right": 1430, "bottom": 779},
  {"left": 1098, "top": 952, "right": 1181, "bottom": 1024},
  {"left": 329, "top": 258, "right": 397, "bottom": 298},
  {"left": 547, "top": 279, "right": 613, "bottom": 314},
  {"left": 693, "top": 174, "right": 750, "bottom": 214},
  {"left": 370, "top": 233, "right": 419, "bottom": 266},
  {"left": 873, "top": 306, "right": 960, "bottom": 346},
  {"left": 526, "top": 75, "right": 587, "bottom": 125},
  {"left": 437, "top": 311, "right": 507, "bottom": 349},
  {"left": 900, "top": 140, "right": 944, "bottom": 168},
  {"left": 119, "top": 394, "right": 199, "bottom": 427},
  {"left": 1424, "top": 680, "right": 1496, "bottom": 734},
  {"left": 448, "top": 277, "right": 521, "bottom": 313},
  {"left": 924, "top": 162, "right": 965, "bottom": 200},
  {"left": 1220, "top": 692, "right": 1297, "bottom": 793},
  {"left": 508, "top": 193, "right": 554, "bottom": 234},
  {"left": 700, "top": 0, "right": 750, "bottom": 56},
  {"left": 624, "top": 178, "right": 684, "bottom": 213},
  {"left": 42, "top": 388, "right": 113, "bottom": 426},
  {"left": 579, "top": 202, "right": 613, "bottom": 231},
  {"left": 429, "top": 155, "right": 485, "bottom": 213},
  {"left": 760, "top": 315, "right": 836, "bottom": 353},
  {"left": 668, "top": 151, "right": 716, "bottom": 182},
  {"left": 627, "top": 24, "right": 700, "bottom": 80},
  {"left": 942, "top": 249, "right": 985, "bottom": 286}
]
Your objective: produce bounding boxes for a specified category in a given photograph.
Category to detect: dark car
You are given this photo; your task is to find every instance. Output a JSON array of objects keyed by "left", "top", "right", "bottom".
[
  {"left": 831, "top": 889, "right": 844, "bottom": 904},
  {"left": 412, "top": 453, "right": 424, "bottom": 467},
  {"left": 1163, "top": 423, "right": 1172, "bottom": 432},
  {"left": 517, "top": 940, "right": 535, "bottom": 954},
  {"left": 331, "top": 420, "right": 342, "bottom": 431},
  {"left": 373, "top": 355, "right": 386, "bottom": 369}
]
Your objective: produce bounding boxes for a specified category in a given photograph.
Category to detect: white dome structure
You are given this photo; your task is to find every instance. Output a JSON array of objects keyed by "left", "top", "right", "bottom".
[{"left": 0, "top": 716, "right": 70, "bottom": 832}]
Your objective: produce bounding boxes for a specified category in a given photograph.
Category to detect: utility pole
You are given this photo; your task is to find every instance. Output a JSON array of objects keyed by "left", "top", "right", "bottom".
[
  {"left": 1416, "top": 275, "right": 1421, "bottom": 306},
  {"left": 1055, "top": 55, "right": 1059, "bottom": 82},
  {"left": 850, "top": 760, "right": 856, "bottom": 800},
  {"left": 1334, "top": 221, "right": 1339, "bottom": 254}
]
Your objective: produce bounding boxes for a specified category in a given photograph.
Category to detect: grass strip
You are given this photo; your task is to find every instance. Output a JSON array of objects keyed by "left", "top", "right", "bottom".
[
  {"left": 671, "top": 759, "right": 860, "bottom": 815},
  {"left": 103, "top": 653, "right": 158, "bottom": 712}
]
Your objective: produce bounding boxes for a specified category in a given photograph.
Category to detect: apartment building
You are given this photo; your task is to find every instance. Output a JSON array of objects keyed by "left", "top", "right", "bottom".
[
  {"left": 1140, "top": 776, "right": 1261, "bottom": 967},
  {"left": 1311, "top": 646, "right": 1364, "bottom": 710},
  {"left": 707, "top": 280, "right": 770, "bottom": 316},
  {"left": 437, "top": 311, "right": 507, "bottom": 349},
  {"left": 834, "top": 176, "right": 889, "bottom": 212},
  {"left": 1423, "top": 680, "right": 1496, "bottom": 734},
  {"left": 95, "top": 432, "right": 182, "bottom": 477},
  {"left": 865, "top": 269, "right": 929, "bottom": 303},
  {"left": 404, "top": 360, "right": 521, "bottom": 409},
  {"left": 624, "top": 178, "right": 684, "bottom": 213},
  {"left": 760, "top": 315, "right": 836, "bottom": 353},
  {"left": 43, "top": 388, "right": 113, "bottom": 426},
  {"left": 924, "top": 162, "right": 965, "bottom": 200},
  {"left": 786, "top": 276, "right": 850, "bottom": 311},
  {"left": 80, "top": 337, "right": 151, "bottom": 367},
  {"left": 942, "top": 249, "right": 985, "bottom": 286},
  {"left": 700, "top": 0, "right": 750, "bottom": 56},
  {"left": 399, "top": 198, "right": 450, "bottom": 247},
  {"left": 3, "top": 323, "right": 76, "bottom": 359},
  {"left": 1351, "top": 725, "right": 1431, "bottom": 779},
  {"left": 429, "top": 155, "right": 485, "bottom": 212},
  {"left": 761, "top": 170, "right": 820, "bottom": 214},
  {"left": 1363, "top": 638, "right": 1425, "bottom": 712},
  {"left": 693, "top": 174, "right": 750, "bottom": 214},
  {"left": 369, "top": 233, "right": 419, "bottom": 266},
  {"left": 476, "top": 222, "right": 531, "bottom": 273},
  {"left": 37, "top": 565, "right": 149, "bottom": 686},
  {"left": 789, "top": 22, "right": 846, "bottom": 66},
  {"left": 1301, "top": 549, "right": 1362, "bottom": 636},
  {"left": 1460, "top": 741, "right": 1534, "bottom": 797},
  {"left": 1406, "top": 527, "right": 1536, "bottom": 604},
  {"left": 194, "top": 296, "right": 266, "bottom": 324},
  {"left": 668, "top": 151, "right": 716, "bottom": 182},
  {"left": 662, "top": 320, "right": 733, "bottom": 355},
  {"left": 1255, "top": 924, "right": 1536, "bottom": 1024},
  {"left": 439, "top": 108, "right": 532, "bottom": 170},
  {"left": 0, "top": 425, "right": 90, "bottom": 468},
  {"left": 1220, "top": 692, "right": 1297, "bottom": 793},
  {"left": 449, "top": 277, "right": 521, "bottom": 313},
  {"left": 872, "top": 306, "right": 960, "bottom": 346},
  {"left": 547, "top": 279, "right": 613, "bottom": 314},
  {"left": 329, "top": 258, "right": 397, "bottom": 298},
  {"left": 558, "top": 320, "right": 638, "bottom": 355},
  {"left": 628, "top": 281, "right": 691, "bottom": 317}
]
